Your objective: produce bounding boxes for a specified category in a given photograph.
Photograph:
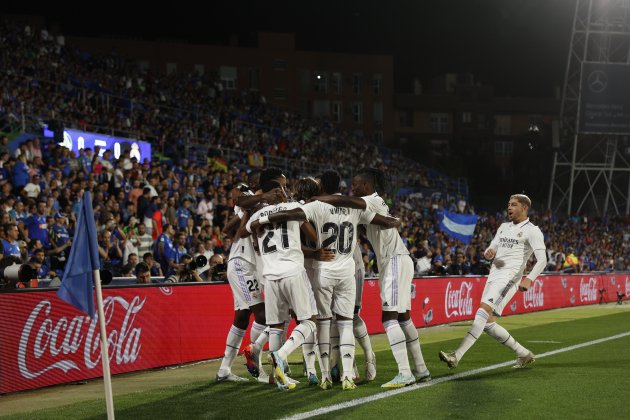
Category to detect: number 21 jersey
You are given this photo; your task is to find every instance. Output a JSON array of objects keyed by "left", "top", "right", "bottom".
[{"left": 247, "top": 202, "right": 304, "bottom": 281}]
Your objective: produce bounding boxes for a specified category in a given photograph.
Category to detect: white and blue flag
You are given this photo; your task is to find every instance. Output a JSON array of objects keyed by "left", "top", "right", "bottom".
[{"left": 438, "top": 210, "right": 478, "bottom": 244}]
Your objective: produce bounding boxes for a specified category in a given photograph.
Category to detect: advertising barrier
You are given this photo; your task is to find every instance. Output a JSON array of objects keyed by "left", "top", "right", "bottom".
[{"left": 1, "top": 274, "right": 628, "bottom": 393}]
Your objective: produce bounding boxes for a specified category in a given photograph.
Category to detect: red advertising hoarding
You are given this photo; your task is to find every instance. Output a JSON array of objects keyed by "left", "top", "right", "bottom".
[{"left": 1, "top": 274, "right": 628, "bottom": 394}]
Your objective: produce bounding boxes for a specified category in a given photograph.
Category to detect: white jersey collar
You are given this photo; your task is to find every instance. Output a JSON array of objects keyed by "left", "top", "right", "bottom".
[{"left": 513, "top": 218, "right": 530, "bottom": 228}]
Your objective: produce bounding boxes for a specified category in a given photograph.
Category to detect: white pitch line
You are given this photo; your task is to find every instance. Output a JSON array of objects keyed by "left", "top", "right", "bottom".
[{"left": 281, "top": 331, "right": 630, "bottom": 420}]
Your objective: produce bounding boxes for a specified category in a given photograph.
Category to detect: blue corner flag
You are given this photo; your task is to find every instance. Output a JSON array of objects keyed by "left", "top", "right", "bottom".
[
  {"left": 57, "top": 192, "right": 100, "bottom": 317},
  {"left": 438, "top": 209, "right": 479, "bottom": 245}
]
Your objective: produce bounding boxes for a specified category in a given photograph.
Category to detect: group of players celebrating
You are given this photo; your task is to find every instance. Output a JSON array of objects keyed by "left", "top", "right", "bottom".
[
  {"left": 215, "top": 167, "right": 429, "bottom": 390},
  {"left": 215, "top": 166, "right": 547, "bottom": 391}
]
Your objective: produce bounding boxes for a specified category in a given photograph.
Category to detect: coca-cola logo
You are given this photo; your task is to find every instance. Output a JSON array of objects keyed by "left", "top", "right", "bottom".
[
  {"left": 625, "top": 277, "right": 630, "bottom": 295},
  {"left": 18, "top": 296, "right": 146, "bottom": 379},
  {"left": 523, "top": 279, "right": 545, "bottom": 308},
  {"left": 445, "top": 281, "right": 473, "bottom": 318},
  {"left": 159, "top": 287, "right": 173, "bottom": 296},
  {"left": 579, "top": 277, "right": 598, "bottom": 303}
]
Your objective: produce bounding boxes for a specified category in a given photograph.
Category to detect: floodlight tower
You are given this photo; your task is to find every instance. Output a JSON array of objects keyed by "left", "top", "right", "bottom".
[{"left": 548, "top": 0, "right": 630, "bottom": 216}]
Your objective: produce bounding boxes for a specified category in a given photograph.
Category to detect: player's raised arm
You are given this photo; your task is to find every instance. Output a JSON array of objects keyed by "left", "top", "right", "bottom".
[
  {"left": 369, "top": 213, "right": 401, "bottom": 229},
  {"left": 313, "top": 194, "right": 367, "bottom": 210},
  {"left": 223, "top": 213, "right": 242, "bottom": 236},
  {"left": 484, "top": 228, "right": 501, "bottom": 260},
  {"left": 236, "top": 188, "right": 284, "bottom": 210}
]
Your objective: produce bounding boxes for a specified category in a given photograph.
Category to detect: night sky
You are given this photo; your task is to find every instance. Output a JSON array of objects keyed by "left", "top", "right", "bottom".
[{"left": 3, "top": 0, "right": 575, "bottom": 97}]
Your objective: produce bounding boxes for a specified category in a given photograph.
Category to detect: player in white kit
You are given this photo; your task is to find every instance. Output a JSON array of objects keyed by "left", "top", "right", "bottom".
[
  {"left": 245, "top": 179, "right": 319, "bottom": 390},
  {"left": 216, "top": 172, "right": 271, "bottom": 382},
  {"left": 319, "top": 170, "right": 377, "bottom": 383},
  {"left": 315, "top": 168, "right": 431, "bottom": 388},
  {"left": 439, "top": 194, "right": 547, "bottom": 369},
  {"left": 253, "top": 177, "right": 402, "bottom": 390}
]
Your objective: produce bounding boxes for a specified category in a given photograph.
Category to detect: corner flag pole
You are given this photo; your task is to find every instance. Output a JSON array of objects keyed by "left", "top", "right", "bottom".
[{"left": 94, "top": 269, "right": 115, "bottom": 419}]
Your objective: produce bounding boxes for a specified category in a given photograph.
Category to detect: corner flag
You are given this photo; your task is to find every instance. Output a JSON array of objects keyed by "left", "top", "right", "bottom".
[
  {"left": 57, "top": 192, "right": 100, "bottom": 317},
  {"left": 438, "top": 209, "right": 478, "bottom": 244}
]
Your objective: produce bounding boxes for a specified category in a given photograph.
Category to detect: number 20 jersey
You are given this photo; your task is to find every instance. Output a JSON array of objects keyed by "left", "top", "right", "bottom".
[
  {"left": 301, "top": 201, "right": 375, "bottom": 278},
  {"left": 247, "top": 201, "right": 304, "bottom": 281}
]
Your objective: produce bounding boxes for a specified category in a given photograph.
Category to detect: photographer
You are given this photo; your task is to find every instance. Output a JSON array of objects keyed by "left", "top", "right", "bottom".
[
  {"left": 208, "top": 253, "right": 227, "bottom": 283},
  {"left": 165, "top": 254, "right": 203, "bottom": 283}
]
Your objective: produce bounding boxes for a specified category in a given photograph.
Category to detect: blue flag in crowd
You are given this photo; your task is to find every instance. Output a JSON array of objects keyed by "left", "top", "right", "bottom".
[
  {"left": 438, "top": 209, "right": 479, "bottom": 245},
  {"left": 57, "top": 192, "right": 100, "bottom": 317}
]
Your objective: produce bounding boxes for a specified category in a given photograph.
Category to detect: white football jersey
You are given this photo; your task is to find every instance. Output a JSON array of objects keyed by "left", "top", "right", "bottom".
[
  {"left": 487, "top": 218, "right": 546, "bottom": 277},
  {"left": 301, "top": 201, "right": 374, "bottom": 278},
  {"left": 363, "top": 193, "right": 409, "bottom": 264},
  {"left": 247, "top": 201, "right": 304, "bottom": 281},
  {"left": 229, "top": 192, "right": 258, "bottom": 264}
]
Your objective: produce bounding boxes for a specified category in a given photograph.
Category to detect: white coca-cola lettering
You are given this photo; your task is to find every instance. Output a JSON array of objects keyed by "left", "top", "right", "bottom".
[
  {"left": 579, "top": 277, "right": 598, "bottom": 302},
  {"left": 18, "top": 301, "right": 81, "bottom": 379},
  {"left": 523, "top": 279, "right": 544, "bottom": 308},
  {"left": 18, "top": 296, "right": 145, "bottom": 379},
  {"left": 625, "top": 277, "right": 630, "bottom": 295},
  {"left": 445, "top": 281, "right": 473, "bottom": 318}
]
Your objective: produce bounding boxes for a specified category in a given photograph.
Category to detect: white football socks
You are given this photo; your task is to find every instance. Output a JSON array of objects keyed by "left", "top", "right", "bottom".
[
  {"left": 399, "top": 318, "right": 428, "bottom": 373},
  {"left": 455, "top": 308, "right": 489, "bottom": 361},
  {"left": 336, "top": 319, "right": 355, "bottom": 379},
  {"left": 278, "top": 320, "right": 316, "bottom": 361},
  {"left": 218, "top": 325, "right": 246, "bottom": 376},
  {"left": 317, "top": 319, "right": 332, "bottom": 379},
  {"left": 353, "top": 314, "right": 375, "bottom": 363},
  {"left": 484, "top": 322, "right": 529, "bottom": 357},
  {"left": 383, "top": 319, "right": 411, "bottom": 376}
]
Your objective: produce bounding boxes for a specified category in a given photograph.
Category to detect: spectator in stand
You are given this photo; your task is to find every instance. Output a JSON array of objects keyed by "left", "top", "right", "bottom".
[
  {"left": 136, "top": 222, "right": 153, "bottom": 257},
  {"left": 135, "top": 262, "right": 151, "bottom": 284},
  {"left": 155, "top": 223, "right": 177, "bottom": 276},
  {"left": 136, "top": 186, "right": 151, "bottom": 223},
  {"left": 123, "top": 221, "right": 140, "bottom": 264},
  {"left": 143, "top": 252, "right": 163, "bottom": 277},
  {"left": 176, "top": 198, "right": 192, "bottom": 231},
  {"left": 449, "top": 252, "right": 471, "bottom": 275},
  {"left": 196, "top": 189, "right": 214, "bottom": 226},
  {"left": 12, "top": 154, "right": 30, "bottom": 191},
  {"left": 429, "top": 255, "right": 447, "bottom": 276},
  {"left": 563, "top": 248, "right": 580, "bottom": 273},
  {"left": 23, "top": 174, "right": 41, "bottom": 199},
  {"left": 98, "top": 228, "right": 123, "bottom": 275},
  {"left": 2, "top": 223, "right": 20, "bottom": 257},
  {"left": 21, "top": 200, "right": 50, "bottom": 249}
]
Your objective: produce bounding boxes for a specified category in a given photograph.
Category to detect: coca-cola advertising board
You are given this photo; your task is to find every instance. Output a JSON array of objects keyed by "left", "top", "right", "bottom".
[
  {"left": 0, "top": 284, "right": 238, "bottom": 394},
  {"left": 1, "top": 274, "right": 627, "bottom": 394}
]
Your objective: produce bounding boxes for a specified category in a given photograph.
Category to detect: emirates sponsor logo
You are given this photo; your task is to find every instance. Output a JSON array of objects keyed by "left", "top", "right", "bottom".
[
  {"left": 445, "top": 281, "right": 473, "bottom": 318},
  {"left": 579, "top": 277, "right": 598, "bottom": 303},
  {"left": 523, "top": 279, "right": 544, "bottom": 308},
  {"left": 18, "top": 296, "right": 146, "bottom": 379}
]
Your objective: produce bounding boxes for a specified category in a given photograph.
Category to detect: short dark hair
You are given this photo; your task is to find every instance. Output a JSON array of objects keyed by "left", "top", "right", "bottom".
[
  {"left": 356, "top": 167, "right": 386, "bottom": 192},
  {"left": 135, "top": 262, "right": 150, "bottom": 275},
  {"left": 260, "top": 168, "right": 285, "bottom": 186},
  {"left": 320, "top": 170, "right": 341, "bottom": 194},
  {"left": 261, "top": 179, "right": 282, "bottom": 193}
]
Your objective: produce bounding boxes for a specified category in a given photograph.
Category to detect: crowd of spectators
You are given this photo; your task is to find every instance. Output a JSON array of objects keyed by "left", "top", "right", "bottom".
[
  {"left": 0, "top": 20, "right": 457, "bottom": 193},
  {"left": 0, "top": 20, "right": 628, "bottom": 289}
]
